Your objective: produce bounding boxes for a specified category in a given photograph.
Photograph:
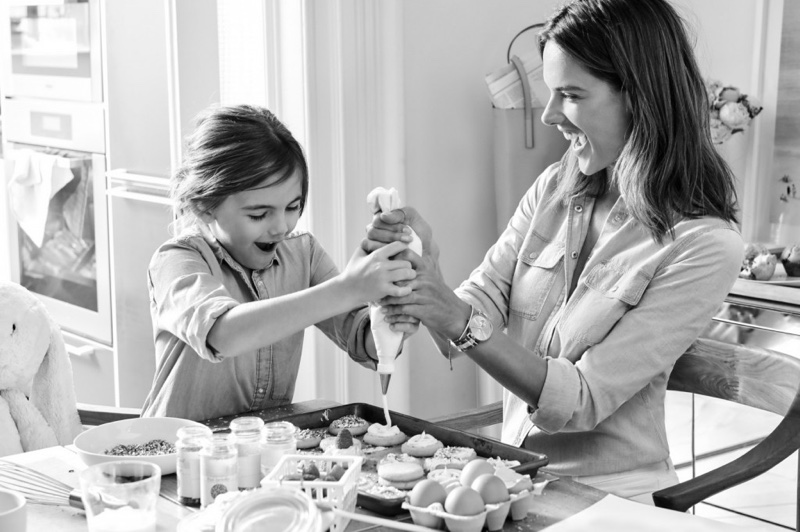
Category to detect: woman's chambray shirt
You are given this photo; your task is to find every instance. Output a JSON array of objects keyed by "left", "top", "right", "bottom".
[
  {"left": 141, "top": 227, "right": 375, "bottom": 421},
  {"left": 450, "top": 162, "right": 743, "bottom": 477}
]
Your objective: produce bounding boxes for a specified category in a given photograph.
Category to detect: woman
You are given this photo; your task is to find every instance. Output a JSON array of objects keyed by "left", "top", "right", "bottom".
[{"left": 365, "top": 0, "right": 743, "bottom": 503}]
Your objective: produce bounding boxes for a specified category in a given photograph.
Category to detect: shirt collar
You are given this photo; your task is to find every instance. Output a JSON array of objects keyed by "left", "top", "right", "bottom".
[{"left": 196, "top": 224, "right": 281, "bottom": 273}]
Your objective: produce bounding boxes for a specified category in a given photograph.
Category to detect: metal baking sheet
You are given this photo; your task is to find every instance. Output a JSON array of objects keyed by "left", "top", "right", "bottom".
[{"left": 277, "top": 402, "right": 548, "bottom": 516}]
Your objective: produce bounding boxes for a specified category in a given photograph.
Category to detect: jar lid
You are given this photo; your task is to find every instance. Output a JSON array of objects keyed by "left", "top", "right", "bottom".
[
  {"left": 230, "top": 416, "right": 265, "bottom": 434},
  {"left": 216, "top": 488, "right": 322, "bottom": 532},
  {"left": 177, "top": 426, "right": 213, "bottom": 440},
  {"left": 263, "top": 421, "right": 297, "bottom": 441}
]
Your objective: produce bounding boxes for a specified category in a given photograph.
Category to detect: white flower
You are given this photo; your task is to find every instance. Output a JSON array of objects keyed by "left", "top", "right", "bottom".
[
  {"left": 710, "top": 117, "right": 733, "bottom": 144},
  {"left": 705, "top": 79, "right": 762, "bottom": 144},
  {"left": 745, "top": 96, "right": 763, "bottom": 117},
  {"left": 719, "top": 101, "right": 751, "bottom": 129}
]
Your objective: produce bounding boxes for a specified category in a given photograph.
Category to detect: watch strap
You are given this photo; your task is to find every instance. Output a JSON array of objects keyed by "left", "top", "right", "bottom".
[{"left": 451, "top": 305, "right": 479, "bottom": 351}]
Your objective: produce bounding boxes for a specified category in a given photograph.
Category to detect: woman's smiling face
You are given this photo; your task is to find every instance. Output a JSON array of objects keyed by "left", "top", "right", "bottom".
[
  {"left": 202, "top": 171, "right": 303, "bottom": 270},
  {"left": 541, "top": 42, "right": 631, "bottom": 176}
]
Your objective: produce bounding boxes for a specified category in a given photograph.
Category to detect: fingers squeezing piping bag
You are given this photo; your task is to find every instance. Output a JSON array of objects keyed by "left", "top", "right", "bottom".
[{"left": 367, "top": 187, "right": 423, "bottom": 394}]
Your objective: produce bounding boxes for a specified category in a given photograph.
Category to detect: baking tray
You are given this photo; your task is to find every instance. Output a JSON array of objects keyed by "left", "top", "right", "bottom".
[{"left": 276, "top": 402, "right": 548, "bottom": 516}]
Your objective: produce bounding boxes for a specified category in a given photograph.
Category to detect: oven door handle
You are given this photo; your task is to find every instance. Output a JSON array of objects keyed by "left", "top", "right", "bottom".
[
  {"left": 67, "top": 344, "right": 96, "bottom": 358},
  {"left": 106, "top": 186, "right": 172, "bottom": 206}
]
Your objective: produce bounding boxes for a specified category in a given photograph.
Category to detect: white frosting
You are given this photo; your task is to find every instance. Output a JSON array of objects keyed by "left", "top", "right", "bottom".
[
  {"left": 405, "top": 432, "right": 438, "bottom": 446},
  {"left": 368, "top": 423, "right": 403, "bottom": 437}
]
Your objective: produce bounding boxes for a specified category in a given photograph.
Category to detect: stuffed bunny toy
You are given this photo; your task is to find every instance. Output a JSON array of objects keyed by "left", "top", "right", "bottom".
[{"left": 0, "top": 281, "right": 83, "bottom": 457}]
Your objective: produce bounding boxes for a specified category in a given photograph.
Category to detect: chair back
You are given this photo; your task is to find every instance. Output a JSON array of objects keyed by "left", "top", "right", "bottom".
[
  {"left": 655, "top": 337, "right": 800, "bottom": 529},
  {"left": 667, "top": 337, "right": 800, "bottom": 415}
]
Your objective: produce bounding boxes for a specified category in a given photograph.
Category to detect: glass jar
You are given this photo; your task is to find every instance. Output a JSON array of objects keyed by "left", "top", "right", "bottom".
[
  {"left": 176, "top": 425, "right": 213, "bottom": 506},
  {"left": 230, "top": 416, "right": 265, "bottom": 490},
  {"left": 200, "top": 433, "right": 238, "bottom": 508},
  {"left": 260, "top": 421, "right": 297, "bottom": 478}
]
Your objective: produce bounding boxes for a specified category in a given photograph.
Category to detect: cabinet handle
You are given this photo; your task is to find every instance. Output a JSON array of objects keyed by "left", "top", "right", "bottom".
[
  {"left": 106, "top": 186, "right": 172, "bottom": 206},
  {"left": 67, "top": 345, "right": 96, "bottom": 357}
]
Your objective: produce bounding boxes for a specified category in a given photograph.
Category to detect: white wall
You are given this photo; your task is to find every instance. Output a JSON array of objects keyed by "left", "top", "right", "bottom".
[{"left": 397, "top": 0, "right": 761, "bottom": 420}]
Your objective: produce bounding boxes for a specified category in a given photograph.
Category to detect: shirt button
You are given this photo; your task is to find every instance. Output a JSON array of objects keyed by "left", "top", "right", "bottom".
[
  {"left": 257, "top": 388, "right": 264, "bottom": 393},
  {"left": 611, "top": 286, "right": 618, "bottom": 292},
  {"left": 529, "top": 252, "right": 537, "bottom": 259},
  {"left": 574, "top": 205, "right": 583, "bottom": 213},
  {"left": 570, "top": 251, "right": 578, "bottom": 259}
]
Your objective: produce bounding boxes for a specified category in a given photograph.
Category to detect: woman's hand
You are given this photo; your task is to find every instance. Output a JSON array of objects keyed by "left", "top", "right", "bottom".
[
  {"left": 362, "top": 206, "right": 439, "bottom": 260},
  {"left": 342, "top": 241, "right": 416, "bottom": 304},
  {"left": 378, "top": 251, "right": 469, "bottom": 340}
]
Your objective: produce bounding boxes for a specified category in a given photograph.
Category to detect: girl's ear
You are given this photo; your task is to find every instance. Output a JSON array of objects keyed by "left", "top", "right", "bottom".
[{"left": 197, "top": 208, "right": 214, "bottom": 224}]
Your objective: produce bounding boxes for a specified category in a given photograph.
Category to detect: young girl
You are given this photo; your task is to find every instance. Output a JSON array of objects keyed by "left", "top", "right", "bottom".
[{"left": 141, "top": 104, "right": 416, "bottom": 421}]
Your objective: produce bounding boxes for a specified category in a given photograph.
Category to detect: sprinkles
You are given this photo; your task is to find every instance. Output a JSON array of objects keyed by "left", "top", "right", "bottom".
[{"left": 104, "top": 439, "right": 176, "bottom": 456}]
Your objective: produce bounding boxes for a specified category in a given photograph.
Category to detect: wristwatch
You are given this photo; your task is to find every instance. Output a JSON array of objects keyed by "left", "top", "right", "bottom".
[{"left": 451, "top": 306, "right": 493, "bottom": 351}]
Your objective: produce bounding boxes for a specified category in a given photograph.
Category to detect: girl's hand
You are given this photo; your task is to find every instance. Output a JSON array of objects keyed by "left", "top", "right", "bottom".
[
  {"left": 362, "top": 206, "right": 439, "bottom": 260},
  {"left": 378, "top": 251, "right": 467, "bottom": 339},
  {"left": 342, "top": 241, "right": 416, "bottom": 304}
]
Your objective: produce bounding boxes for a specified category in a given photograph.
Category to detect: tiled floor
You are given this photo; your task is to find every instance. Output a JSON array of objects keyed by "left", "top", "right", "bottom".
[{"left": 665, "top": 391, "right": 797, "bottom": 530}]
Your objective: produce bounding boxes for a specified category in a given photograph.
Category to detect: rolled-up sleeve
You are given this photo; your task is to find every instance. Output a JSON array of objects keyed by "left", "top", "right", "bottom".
[
  {"left": 529, "top": 225, "right": 743, "bottom": 433},
  {"left": 148, "top": 240, "right": 239, "bottom": 362}
]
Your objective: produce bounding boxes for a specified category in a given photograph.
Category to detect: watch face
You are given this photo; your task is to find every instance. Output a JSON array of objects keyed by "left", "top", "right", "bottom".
[{"left": 470, "top": 314, "right": 493, "bottom": 342}]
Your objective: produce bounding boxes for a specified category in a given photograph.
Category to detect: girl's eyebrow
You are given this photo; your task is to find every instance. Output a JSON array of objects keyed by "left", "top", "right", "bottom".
[{"left": 242, "top": 196, "right": 302, "bottom": 210}]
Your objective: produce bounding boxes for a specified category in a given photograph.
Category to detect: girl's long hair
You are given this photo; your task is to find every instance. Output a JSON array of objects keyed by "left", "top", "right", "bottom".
[
  {"left": 170, "top": 104, "right": 309, "bottom": 235},
  {"left": 539, "top": 0, "right": 738, "bottom": 243}
]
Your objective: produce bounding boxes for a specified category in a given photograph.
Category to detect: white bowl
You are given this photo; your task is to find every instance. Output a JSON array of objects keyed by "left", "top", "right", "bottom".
[{"left": 73, "top": 417, "right": 207, "bottom": 475}]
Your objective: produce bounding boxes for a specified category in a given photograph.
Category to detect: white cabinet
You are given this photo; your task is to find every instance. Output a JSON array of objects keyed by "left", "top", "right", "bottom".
[{"left": 106, "top": 170, "right": 172, "bottom": 409}]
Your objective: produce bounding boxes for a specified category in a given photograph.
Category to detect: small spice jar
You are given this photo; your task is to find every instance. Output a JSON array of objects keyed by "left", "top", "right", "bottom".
[
  {"left": 176, "top": 425, "right": 213, "bottom": 506},
  {"left": 200, "top": 433, "right": 238, "bottom": 507},
  {"left": 230, "top": 416, "right": 265, "bottom": 490},
  {"left": 260, "top": 421, "right": 297, "bottom": 478}
]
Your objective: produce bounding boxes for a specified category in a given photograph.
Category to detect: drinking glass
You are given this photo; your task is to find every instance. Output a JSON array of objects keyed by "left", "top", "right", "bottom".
[{"left": 79, "top": 461, "right": 161, "bottom": 532}]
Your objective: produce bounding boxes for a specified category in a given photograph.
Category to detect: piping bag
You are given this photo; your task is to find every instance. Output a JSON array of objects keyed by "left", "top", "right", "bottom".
[{"left": 367, "top": 187, "right": 423, "bottom": 402}]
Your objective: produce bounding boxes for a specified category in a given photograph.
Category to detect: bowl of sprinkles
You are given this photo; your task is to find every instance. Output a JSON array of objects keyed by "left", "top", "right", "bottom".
[{"left": 73, "top": 417, "right": 207, "bottom": 474}]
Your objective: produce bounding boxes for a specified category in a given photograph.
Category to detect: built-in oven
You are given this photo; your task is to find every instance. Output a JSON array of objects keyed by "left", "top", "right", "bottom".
[
  {"left": 2, "top": 96, "right": 110, "bottom": 344},
  {"left": 0, "top": 0, "right": 102, "bottom": 102}
]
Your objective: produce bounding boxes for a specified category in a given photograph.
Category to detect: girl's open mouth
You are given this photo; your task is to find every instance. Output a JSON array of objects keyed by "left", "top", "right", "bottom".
[{"left": 255, "top": 241, "right": 278, "bottom": 253}]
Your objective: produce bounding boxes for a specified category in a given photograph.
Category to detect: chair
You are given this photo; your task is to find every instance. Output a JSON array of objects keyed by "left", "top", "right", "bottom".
[
  {"left": 433, "top": 337, "right": 800, "bottom": 529},
  {"left": 652, "top": 338, "right": 800, "bottom": 530},
  {"left": 77, "top": 406, "right": 140, "bottom": 427}
]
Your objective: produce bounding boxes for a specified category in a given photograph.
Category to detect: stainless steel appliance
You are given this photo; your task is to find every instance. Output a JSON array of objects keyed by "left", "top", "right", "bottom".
[
  {"left": 0, "top": 0, "right": 102, "bottom": 102},
  {"left": 3, "top": 97, "right": 110, "bottom": 344}
]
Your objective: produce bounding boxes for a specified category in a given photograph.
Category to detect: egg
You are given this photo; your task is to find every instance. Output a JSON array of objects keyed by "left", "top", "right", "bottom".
[
  {"left": 444, "top": 486, "right": 485, "bottom": 516},
  {"left": 459, "top": 458, "right": 495, "bottom": 488},
  {"left": 472, "top": 473, "right": 510, "bottom": 504},
  {"left": 408, "top": 479, "right": 447, "bottom": 508}
]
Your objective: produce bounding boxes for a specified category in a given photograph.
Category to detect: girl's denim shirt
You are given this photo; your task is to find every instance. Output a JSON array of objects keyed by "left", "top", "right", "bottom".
[
  {"left": 142, "top": 227, "right": 374, "bottom": 421},
  {"left": 451, "top": 162, "right": 743, "bottom": 477}
]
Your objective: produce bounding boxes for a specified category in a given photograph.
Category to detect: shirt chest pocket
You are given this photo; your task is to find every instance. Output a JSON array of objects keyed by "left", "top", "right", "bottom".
[
  {"left": 509, "top": 240, "right": 564, "bottom": 321},
  {"left": 561, "top": 262, "right": 651, "bottom": 346}
]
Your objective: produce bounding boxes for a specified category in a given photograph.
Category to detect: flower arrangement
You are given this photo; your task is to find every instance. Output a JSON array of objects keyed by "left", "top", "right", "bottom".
[{"left": 706, "top": 79, "right": 763, "bottom": 144}]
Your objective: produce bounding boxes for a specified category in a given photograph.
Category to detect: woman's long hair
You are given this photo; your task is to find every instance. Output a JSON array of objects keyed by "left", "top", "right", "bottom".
[
  {"left": 539, "top": 0, "right": 738, "bottom": 243},
  {"left": 170, "top": 104, "right": 309, "bottom": 235}
]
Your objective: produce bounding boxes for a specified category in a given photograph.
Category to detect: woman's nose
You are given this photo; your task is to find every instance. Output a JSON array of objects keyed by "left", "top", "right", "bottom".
[{"left": 541, "top": 96, "right": 562, "bottom": 127}]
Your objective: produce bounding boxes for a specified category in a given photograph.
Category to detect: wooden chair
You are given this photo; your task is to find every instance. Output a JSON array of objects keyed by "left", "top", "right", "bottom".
[
  {"left": 77, "top": 406, "right": 140, "bottom": 427},
  {"left": 433, "top": 337, "right": 800, "bottom": 529}
]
